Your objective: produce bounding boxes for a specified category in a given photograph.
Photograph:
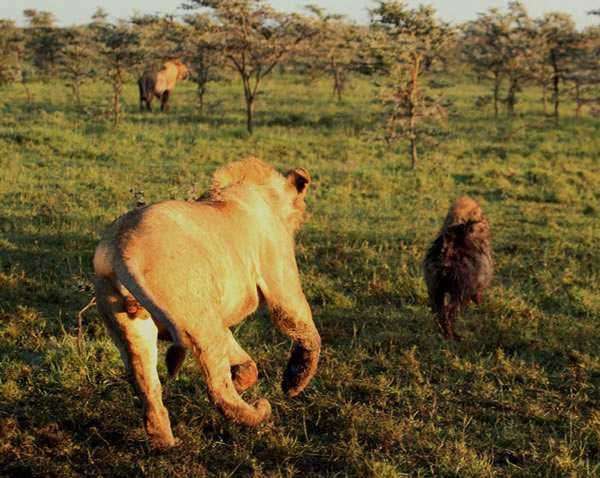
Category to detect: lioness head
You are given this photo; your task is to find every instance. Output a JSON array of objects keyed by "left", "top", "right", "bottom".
[{"left": 210, "top": 157, "right": 311, "bottom": 234}]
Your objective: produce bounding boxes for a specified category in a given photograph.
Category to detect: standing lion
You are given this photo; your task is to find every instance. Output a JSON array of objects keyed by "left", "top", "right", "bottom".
[
  {"left": 423, "top": 196, "right": 493, "bottom": 340},
  {"left": 138, "top": 59, "right": 189, "bottom": 112},
  {"left": 93, "top": 158, "right": 321, "bottom": 450}
]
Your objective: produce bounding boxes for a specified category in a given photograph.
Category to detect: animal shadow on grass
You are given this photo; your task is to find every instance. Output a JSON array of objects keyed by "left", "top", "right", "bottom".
[
  {"left": 1, "top": 200, "right": 594, "bottom": 475},
  {"left": 0, "top": 228, "right": 98, "bottom": 336},
  {"left": 262, "top": 109, "right": 374, "bottom": 132},
  {"left": 128, "top": 111, "right": 239, "bottom": 128},
  {"left": 0, "top": 373, "right": 153, "bottom": 476}
]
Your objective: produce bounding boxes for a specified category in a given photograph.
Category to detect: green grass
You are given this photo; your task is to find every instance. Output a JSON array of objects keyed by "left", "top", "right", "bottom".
[{"left": 0, "top": 74, "right": 599, "bottom": 477}]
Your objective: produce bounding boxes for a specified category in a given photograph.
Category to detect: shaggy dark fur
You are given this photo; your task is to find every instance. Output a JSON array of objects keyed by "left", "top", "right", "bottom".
[
  {"left": 138, "top": 71, "right": 169, "bottom": 112},
  {"left": 137, "top": 60, "right": 188, "bottom": 112},
  {"left": 424, "top": 197, "right": 493, "bottom": 340}
]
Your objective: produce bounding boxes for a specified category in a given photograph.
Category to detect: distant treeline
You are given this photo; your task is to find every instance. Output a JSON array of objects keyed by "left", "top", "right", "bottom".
[{"left": 0, "top": 1, "right": 598, "bottom": 164}]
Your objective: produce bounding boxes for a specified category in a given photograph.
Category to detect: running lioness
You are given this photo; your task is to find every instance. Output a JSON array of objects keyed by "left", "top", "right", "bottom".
[{"left": 93, "top": 158, "right": 320, "bottom": 450}]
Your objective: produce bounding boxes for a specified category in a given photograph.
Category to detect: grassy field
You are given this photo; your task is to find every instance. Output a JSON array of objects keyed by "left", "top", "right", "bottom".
[{"left": 0, "top": 74, "right": 599, "bottom": 477}]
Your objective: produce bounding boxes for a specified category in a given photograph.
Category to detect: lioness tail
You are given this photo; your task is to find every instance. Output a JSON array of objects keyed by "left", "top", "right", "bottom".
[{"left": 166, "top": 345, "right": 186, "bottom": 378}]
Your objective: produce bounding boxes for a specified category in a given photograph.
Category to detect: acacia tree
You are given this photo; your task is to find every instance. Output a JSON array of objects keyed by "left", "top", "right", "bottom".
[
  {"left": 463, "top": 9, "right": 509, "bottom": 118},
  {"left": 569, "top": 11, "right": 600, "bottom": 116},
  {"left": 536, "top": 12, "right": 578, "bottom": 123},
  {"left": 502, "top": 3, "right": 538, "bottom": 115},
  {"left": 90, "top": 7, "right": 109, "bottom": 28},
  {"left": 534, "top": 57, "right": 553, "bottom": 115},
  {"left": 131, "top": 14, "right": 185, "bottom": 61},
  {"left": 463, "top": 3, "right": 538, "bottom": 117},
  {"left": 185, "top": 0, "right": 316, "bottom": 134},
  {"left": 23, "top": 9, "right": 63, "bottom": 79},
  {"left": 304, "top": 6, "right": 362, "bottom": 103},
  {"left": 0, "top": 20, "right": 24, "bottom": 86},
  {"left": 93, "top": 21, "right": 147, "bottom": 125},
  {"left": 57, "top": 27, "right": 96, "bottom": 106},
  {"left": 184, "top": 13, "right": 223, "bottom": 113},
  {"left": 369, "top": 1, "right": 452, "bottom": 168},
  {"left": 566, "top": 25, "right": 600, "bottom": 117}
]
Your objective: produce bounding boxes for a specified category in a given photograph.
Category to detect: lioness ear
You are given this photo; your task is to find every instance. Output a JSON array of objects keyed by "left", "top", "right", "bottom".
[{"left": 286, "top": 168, "right": 311, "bottom": 194}]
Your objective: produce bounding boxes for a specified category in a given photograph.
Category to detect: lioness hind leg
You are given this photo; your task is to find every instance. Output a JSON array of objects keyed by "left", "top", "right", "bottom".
[
  {"left": 95, "top": 280, "right": 176, "bottom": 450},
  {"left": 166, "top": 331, "right": 258, "bottom": 390},
  {"left": 226, "top": 330, "right": 258, "bottom": 393},
  {"left": 187, "top": 328, "right": 270, "bottom": 426}
]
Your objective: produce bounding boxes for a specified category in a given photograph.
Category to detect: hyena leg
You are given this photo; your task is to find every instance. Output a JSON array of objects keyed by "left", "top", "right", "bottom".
[
  {"left": 434, "top": 291, "right": 450, "bottom": 340},
  {"left": 187, "top": 327, "right": 270, "bottom": 426},
  {"left": 442, "top": 301, "right": 461, "bottom": 341},
  {"left": 226, "top": 330, "right": 258, "bottom": 393},
  {"left": 437, "top": 310, "right": 452, "bottom": 340},
  {"left": 472, "top": 289, "right": 484, "bottom": 305},
  {"left": 95, "top": 280, "right": 175, "bottom": 450}
]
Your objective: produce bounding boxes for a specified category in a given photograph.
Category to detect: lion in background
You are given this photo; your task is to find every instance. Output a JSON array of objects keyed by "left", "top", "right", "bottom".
[
  {"left": 93, "top": 158, "right": 321, "bottom": 450},
  {"left": 138, "top": 59, "right": 189, "bottom": 112}
]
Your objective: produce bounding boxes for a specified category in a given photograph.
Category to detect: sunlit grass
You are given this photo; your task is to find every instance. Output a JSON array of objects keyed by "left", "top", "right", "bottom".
[{"left": 0, "top": 74, "right": 599, "bottom": 476}]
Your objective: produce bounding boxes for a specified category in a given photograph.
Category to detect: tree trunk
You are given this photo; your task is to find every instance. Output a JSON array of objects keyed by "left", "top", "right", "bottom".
[
  {"left": 506, "top": 78, "right": 517, "bottom": 116},
  {"left": 550, "top": 50, "right": 560, "bottom": 125},
  {"left": 410, "top": 136, "right": 417, "bottom": 169},
  {"left": 242, "top": 76, "right": 259, "bottom": 135},
  {"left": 574, "top": 82, "right": 582, "bottom": 118},
  {"left": 541, "top": 83, "right": 548, "bottom": 116},
  {"left": 493, "top": 74, "right": 500, "bottom": 119},
  {"left": 112, "top": 66, "right": 123, "bottom": 126},
  {"left": 23, "top": 82, "right": 33, "bottom": 105},
  {"left": 334, "top": 77, "right": 343, "bottom": 103},
  {"left": 197, "top": 84, "right": 205, "bottom": 114},
  {"left": 332, "top": 66, "right": 343, "bottom": 103},
  {"left": 113, "top": 88, "right": 120, "bottom": 126},
  {"left": 72, "top": 81, "right": 81, "bottom": 108},
  {"left": 245, "top": 98, "right": 254, "bottom": 134},
  {"left": 113, "top": 77, "right": 121, "bottom": 126},
  {"left": 408, "top": 54, "right": 421, "bottom": 169},
  {"left": 196, "top": 65, "right": 209, "bottom": 114}
]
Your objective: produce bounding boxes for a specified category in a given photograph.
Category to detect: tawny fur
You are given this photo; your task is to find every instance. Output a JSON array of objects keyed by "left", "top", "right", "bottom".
[
  {"left": 93, "top": 157, "right": 320, "bottom": 450},
  {"left": 423, "top": 196, "right": 493, "bottom": 340},
  {"left": 138, "top": 59, "right": 189, "bottom": 112}
]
